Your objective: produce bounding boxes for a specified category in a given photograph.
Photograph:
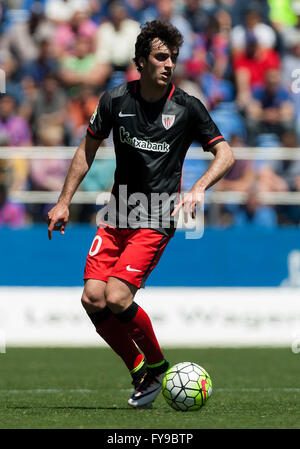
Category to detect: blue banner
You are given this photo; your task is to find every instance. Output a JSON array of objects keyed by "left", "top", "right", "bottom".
[{"left": 0, "top": 225, "right": 299, "bottom": 287}]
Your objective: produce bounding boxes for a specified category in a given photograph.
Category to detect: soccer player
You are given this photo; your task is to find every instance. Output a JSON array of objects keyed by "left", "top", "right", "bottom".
[{"left": 47, "top": 20, "right": 234, "bottom": 409}]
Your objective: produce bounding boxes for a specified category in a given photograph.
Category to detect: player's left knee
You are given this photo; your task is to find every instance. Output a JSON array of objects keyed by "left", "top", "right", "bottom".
[{"left": 105, "top": 289, "right": 132, "bottom": 314}]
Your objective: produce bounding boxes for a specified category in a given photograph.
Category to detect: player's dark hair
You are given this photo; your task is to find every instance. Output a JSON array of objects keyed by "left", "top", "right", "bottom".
[{"left": 133, "top": 20, "right": 184, "bottom": 72}]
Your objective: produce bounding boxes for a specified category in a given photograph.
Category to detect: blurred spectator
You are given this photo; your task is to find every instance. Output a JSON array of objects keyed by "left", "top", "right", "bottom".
[
  {"left": 275, "top": 0, "right": 300, "bottom": 46},
  {"left": 79, "top": 138, "right": 116, "bottom": 223},
  {"left": 22, "top": 38, "right": 59, "bottom": 84},
  {"left": 28, "top": 125, "right": 70, "bottom": 221},
  {"left": 172, "top": 63, "right": 207, "bottom": 105},
  {"left": 231, "top": 7, "right": 276, "bottom": 53},
  {"left": 185, "top": 14, "right": 231, "bottom": 79},
  {"left": 232, "top": 183, "right": 278, "bottom": 227},
  {"left": 93, "top": 0, "right": 159, "bottom": 24},
  {"left": 94, "top": 1, "right": 140, "bottom": 79},
  {"left": 181, "top": 142, "right": 208, "bottom": 192},
  {"left": 200, "top": 72, "right": 234, "bottom": 110},
  {"left": 18, "top": 76, "right": 39, "bottom": 126},
  {"left": 281, "top": 31, "right": 300, "bottom": 88},
  {"left": 50, "top": 0, "right": 98, "bottom": 59},
  {"left": 257, "top": 130, "right": 300, "bottom": 224},
  {"left": 29, "top": 126, "right": 70, "bottom": 191},
  {"left": 216, "top": 116, "right": 278, "bottom": 228},
  {"left": 66, "top": 85, "right": 99, "bottom": 145},
  {"left": 137, "top": 0, "right": 159, "bottom": 24},
  {"left": 0, "top": 46, "right": 17, "bottom": 86},
  {"left": 59, "top": 35, "right": 111, "bottom": 93},
  {"left": 281, "top": 10, "right": 300, "bottom": 143},
  {"left": 156, "top": 0, "right": 194, "bottom": 62},
  {"left": 215, "top": 134, "right": 255, "bottom": 193},
  {"left": 214, "top": 7, "right": 233, "bottom": 41},
  {"left": 88, "top": 0, "right": 146, "bottom": 23},
  {"left": 210, "top": 102, "right": 247, "bottom": 143},
  {"left": 45, "top": 0, "right": 91, "bottom": 25},
  {"left": 258, "top": 131, "right": 300, "bottom": 224},
  {"left": 231, "top": 0, "right": 271, "bottom": 27},
  {"left": 183, "top": 0, "right": 210, "bottom": 34},
  {"left": 0, "top": 4, "right": 53, "bottom": 66},
  {"left": 0, "top": 183, "right": 26, "bottom": 228},
  {"left": 31, "top": 72, "right": 67, "bottom": 143},
  {"left": 233, "top": 33, "right": 281, "bottom": 109},
  {"left": 78, "top": 155, "right": 116, "bottom": 224},
  {"left": 186, "top": 9, "right": 233, "bottom": 109},
  {"left": 264, "top": 130, "right": 300, "bottom": 192},
  {"left": 0, "top": 94, "right": 32, "bottom": 191},
  {"left": 0, "top": 95, "right": 32, "bottom": 146},
  {"left": 245, "top": 68, "right": 295, "bottom": 144},
  {"left": 268, "top": 0, "right": 298, "bottom": 32}
]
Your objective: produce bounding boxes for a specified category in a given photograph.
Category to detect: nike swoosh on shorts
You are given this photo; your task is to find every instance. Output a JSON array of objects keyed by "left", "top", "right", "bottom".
[{"left": 126, "top": 265, "right": 142, "bottom": 272}]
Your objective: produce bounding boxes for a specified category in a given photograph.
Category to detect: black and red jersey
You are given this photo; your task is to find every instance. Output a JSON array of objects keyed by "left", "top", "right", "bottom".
[{"left": 87, "top": 80, "right": 225, "bottom": 236}]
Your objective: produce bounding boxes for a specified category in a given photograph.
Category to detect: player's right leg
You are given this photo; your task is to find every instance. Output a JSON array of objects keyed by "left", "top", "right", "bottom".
[
  {"left": 82, "top": 226, "right": 147, "bottom": 387},
  {"left": 104, "top": 276, "right": 169, "bottom": 409},
  {"left": 82, "top": 279, "right": 147, "bottom": 386},
  {"left": 104, "top": 229, "right": 171, "bottom": 408}
]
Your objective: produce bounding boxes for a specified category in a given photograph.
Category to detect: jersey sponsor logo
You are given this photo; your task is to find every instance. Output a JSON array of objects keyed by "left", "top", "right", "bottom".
[
  {"left": 119, "top": 111, "right": 136, "bottom": 117},
  {"left": 126, "top": 265, "right": 142, "bottom": 272},
  {"left": 119, "top": 126, "right": 170, "bottom": 153},
  {"left": 162, "top": 114, "right": 175, "bottom": 130}
]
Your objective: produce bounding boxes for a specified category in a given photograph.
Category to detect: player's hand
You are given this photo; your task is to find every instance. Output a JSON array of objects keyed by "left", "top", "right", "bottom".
[
  {"left": 47, "top": 202, "right": 69, "bottom": 240},
  {"left": 171, "top": 190, "right": 204, "bottom": 221}
]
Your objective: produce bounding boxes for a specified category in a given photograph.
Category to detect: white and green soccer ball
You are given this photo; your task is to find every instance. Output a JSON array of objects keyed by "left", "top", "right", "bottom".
[{"left": 162, "top": 362, "right": 212, "bottom": 411}]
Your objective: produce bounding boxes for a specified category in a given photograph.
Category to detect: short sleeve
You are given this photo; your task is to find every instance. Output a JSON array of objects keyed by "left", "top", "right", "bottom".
[
  {"left": 188, "top": 96, "right": 225, "bottom": 151},
  {"left": 87, "top": 91, "right": 113, "bottom": 140}
]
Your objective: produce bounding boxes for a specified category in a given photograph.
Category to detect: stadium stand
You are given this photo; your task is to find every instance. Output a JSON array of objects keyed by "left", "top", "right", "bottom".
[{"left": 0, "top": 0, "right": 299, "bottom": 227}]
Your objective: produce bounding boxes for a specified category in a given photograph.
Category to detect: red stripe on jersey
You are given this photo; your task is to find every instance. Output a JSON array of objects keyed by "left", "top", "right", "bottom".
[
  {"left": 168, "top": 83, "right": 175, "bottom": 99},
  {"left": 87, "top": 126, "right": 104, "bottom": 139},
  {"left": 206, "top": 135, "right": 223, "bottom": 145},
  {"left": 87, "top": 126, "right": 97, "bottom": 135}
]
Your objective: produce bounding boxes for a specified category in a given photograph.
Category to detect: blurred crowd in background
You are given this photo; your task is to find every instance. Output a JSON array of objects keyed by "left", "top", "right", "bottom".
[{"left": 1, "top": 0, "right": 300, "bottom": 228}]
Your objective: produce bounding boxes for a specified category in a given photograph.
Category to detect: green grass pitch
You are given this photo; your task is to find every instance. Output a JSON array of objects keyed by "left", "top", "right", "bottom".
[{"left": 0, "top": 347, "right": 299, "bottom": 429}]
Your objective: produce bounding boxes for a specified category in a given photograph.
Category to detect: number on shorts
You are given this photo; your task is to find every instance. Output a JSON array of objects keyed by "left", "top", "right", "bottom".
[{"left": 89, "top": 235, "right": 102, "bottom": 256}]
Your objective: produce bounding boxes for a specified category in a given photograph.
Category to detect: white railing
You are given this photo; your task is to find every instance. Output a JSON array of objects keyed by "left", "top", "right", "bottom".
[
  {"left": 1, "top": 146, "right": 300, "bottom": 205},
  {"left": 1, "top": 146, "right": 300, "bottom": 160}
]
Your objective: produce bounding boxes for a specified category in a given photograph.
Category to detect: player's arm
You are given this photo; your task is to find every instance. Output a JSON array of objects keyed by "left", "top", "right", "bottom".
[
  {"left": 192, "top": 141, "right": 235, "bottom": 192},
  {"left": 47, "top": 134, "right": 102, "bottom": 240},
  {"left": 172, "top": 141, "right": 234, "bottom": 217}
]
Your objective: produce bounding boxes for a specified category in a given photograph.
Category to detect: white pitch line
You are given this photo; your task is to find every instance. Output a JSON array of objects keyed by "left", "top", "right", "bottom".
[
  {"left": 0, "top": 387, "right": 300, "bottom": 394},
  {"left": 120, "top": 387, "right": 300, "bottom": 393},
  {"left": 0, "top": 389, "right": 95, "bottom": 393},
  {"left": 122, "top": 387, "right": 300, "bottom": 393},
  {"left": 217, "top": 388, "right": 300, "bottom": 393}
]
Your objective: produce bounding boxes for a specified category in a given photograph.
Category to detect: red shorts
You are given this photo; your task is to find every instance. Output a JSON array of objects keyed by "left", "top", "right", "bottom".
[{"left": 84, "top": 226, "right": 170, "bottom": 288}]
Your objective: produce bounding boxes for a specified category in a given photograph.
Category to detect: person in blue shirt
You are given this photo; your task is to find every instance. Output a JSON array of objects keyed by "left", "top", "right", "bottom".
[{"left": 245, "top": 68, "right": 295, "bottom": 144}]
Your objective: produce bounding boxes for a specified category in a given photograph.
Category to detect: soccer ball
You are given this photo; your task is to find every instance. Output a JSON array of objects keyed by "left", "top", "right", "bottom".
[{"left": 162, "top": 362, "right": 212, "bottom": 411}]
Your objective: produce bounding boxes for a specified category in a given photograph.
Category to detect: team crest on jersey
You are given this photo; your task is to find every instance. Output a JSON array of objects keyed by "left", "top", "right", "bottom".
[{"left": 162, "top": 114, "right": 175, "bottom": 130}]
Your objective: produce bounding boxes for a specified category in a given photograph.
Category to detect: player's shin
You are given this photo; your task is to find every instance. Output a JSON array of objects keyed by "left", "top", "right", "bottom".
[
  {"left": 87, "top": 306, "right": 146, "bottom": 381},
  {"left": 114, "top": 301, "right": 169, "bottom": 375}
]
